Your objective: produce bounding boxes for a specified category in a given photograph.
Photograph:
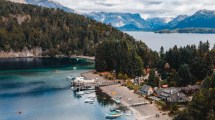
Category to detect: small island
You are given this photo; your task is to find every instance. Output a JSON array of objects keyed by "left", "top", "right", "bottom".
[{"left": 155, "top": 28, "right": 215, "bottom": 34}]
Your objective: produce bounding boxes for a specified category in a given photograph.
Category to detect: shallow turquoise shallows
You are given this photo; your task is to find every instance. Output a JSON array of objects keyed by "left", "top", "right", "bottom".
[{"left": 0, "top": 58, "right": 134, "bottom": 120}]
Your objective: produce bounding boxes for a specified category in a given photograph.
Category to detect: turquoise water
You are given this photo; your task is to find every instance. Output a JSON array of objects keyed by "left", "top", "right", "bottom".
[{"left": 0, "top": 58, "right": 134, "bottom": 120}]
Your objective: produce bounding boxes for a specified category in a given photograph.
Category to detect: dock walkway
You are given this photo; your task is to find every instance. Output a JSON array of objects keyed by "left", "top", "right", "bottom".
[
  {"left": 72, "top": 72, "right": 118, "bottom": 90},
  {"left": 130, "top": 102, "right": 149, "bottom": 107}
]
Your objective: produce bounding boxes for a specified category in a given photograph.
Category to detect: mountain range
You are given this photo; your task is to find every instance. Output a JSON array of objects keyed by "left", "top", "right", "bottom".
[
  {"left": 8, "top": 0, "right": 74, "bottom": 13},
  {"left": 86, "top": 12, "right": 169, "bottom": 31},
  {"left": 86, "top": 9, "right": 215, "bottom": 31},
  {"left": 8, "top": 0, "right": 215, "bottom": 32}
]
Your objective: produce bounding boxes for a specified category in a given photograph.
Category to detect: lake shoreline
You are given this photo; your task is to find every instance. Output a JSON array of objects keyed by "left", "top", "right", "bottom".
[
  {"left": 0, "top": 55, "right": 95, "bottom": 61},
  {"left": 81, "top": 71, "right": 172, "bottom": 120},
  {"left": 70, "top": 55, "right": 95, "bottom": 61}
]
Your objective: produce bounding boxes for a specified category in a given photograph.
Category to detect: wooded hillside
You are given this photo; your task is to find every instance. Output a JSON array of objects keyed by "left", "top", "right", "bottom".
[{"left": 0, "top": 0, "right": 144, "bottom": 56}]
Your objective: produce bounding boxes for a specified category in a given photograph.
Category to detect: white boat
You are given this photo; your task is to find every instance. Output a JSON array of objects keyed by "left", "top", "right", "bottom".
[
  {"left": 88, "top": 87, "right": 95, "bottom": 90},
  {"left": 70, "top": 87, "right": 74, "bottom": 90},
  {"left": 112, "top": 98, "right": 121, "bottom": 104},
  {"left": 85, "top": 98, "right": 94, "bottom": 103},
  {"left": 73, "top": 67, "right": 77, "bottom": 70},
  {"left": 76, "top": 91, "right": 85, "bottom": 95},
  {"left": 105, "top": 111, "right": 122, "bottom": 119},
  {"left": 85, "top": 91, "right": 91, "bottom": 94},
  {"left": 87, "top": 95, "right": 96, "bottom": 99},
  {"left": 67, "top": 76, "right": 75, "bottom": 80}
]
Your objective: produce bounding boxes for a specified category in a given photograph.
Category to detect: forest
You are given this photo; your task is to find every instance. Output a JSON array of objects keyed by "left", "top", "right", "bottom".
[
  {"left": 0, "top": 1, "right": 214, "bottom": 119},
  {"left": 96, "top": 40, "right": 215, "bottom": 84},
  {"left": 0, "top": 0, "right": 139, "bottom": 56},
  {"left": 95, "top": 40, "right": 215, "bottom": 120}
]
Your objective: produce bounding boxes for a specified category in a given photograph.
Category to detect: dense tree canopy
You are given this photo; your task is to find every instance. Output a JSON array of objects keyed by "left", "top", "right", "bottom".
[
  {"left": 157, "top": 41, "right": 214, "bottom": 86},
  {"left": 0, "top": 0, "right": 138, "bottom": 56},
  {"left": 95, "top": 40, "right": 147, "bottom": 78},
  {"left": 174, "top": 72, "right": 215, "bottom": 120}
]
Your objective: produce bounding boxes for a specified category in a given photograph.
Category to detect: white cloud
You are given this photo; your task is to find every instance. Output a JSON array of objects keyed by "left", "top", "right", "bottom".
[{"left": 54, "top": 0, "right": 215, "bottom": 19}]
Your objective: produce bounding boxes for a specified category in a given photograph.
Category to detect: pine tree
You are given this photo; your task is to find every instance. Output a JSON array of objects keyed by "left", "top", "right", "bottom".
[{"left": 178, "top": 64, "right": 192, "bottom": 86}]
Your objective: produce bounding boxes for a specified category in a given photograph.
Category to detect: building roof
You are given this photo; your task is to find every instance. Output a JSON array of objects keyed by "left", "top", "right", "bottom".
[
  {"left": 163, "top": 87, "right": 179, "bottom": 94},
  {"left": 140, "top": 84, "right": 152, "bottom": 92},
  {"left": 181, "top": 85, "right": 201, "bottom": 91},
  {"left": 154, "top": 88, "right": 163, "bottom": 95},
  {"left": 162, "top": 84, "right": 168, "bottom": 88}
]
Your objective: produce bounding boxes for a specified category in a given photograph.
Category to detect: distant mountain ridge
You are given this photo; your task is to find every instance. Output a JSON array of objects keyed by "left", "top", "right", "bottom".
[
  {"left": 86, "top": 12, "right": 168, "bottom": 31},
  {"left": 8, "top": 0, "right": 74, "bottom": 13},
  {"left": 156, "top": 9, "right": 215, "bottom": 33},
  {"left": 162, "top": 15, "right": 188, "bottom": 29},
  {"left": 86, "top": 12, "right": 150, "bottom": 31},
  {"left": 175, "top": 9, "right": 215, "bottom": 28},
  {"left": 86, "top": 10, "right": 215, "bottom": 32},
  {"left": 8, "top": 0, "right": 215, "bottom": 32}
]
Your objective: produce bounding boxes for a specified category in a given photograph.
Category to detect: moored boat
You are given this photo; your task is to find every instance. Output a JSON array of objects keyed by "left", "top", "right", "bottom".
[
  {"left": 105, "top": 111, "right": 122, "bottom": 119},
  {"left": 84, "top": 98, "right": 94, "bottom": 103},
  {"left": 67, "top": 76, "right": 75, "bottom": 80},
  {"left": 76, "top": 91, "right": 85, "bottom": 96}
]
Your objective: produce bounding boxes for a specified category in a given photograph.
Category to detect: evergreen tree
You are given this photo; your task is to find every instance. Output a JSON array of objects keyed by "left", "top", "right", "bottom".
[
  {"left": 178, "top": 64, "right": 192, "bottom": 86},
  {"left": 148, "top": 69, "right": 156, "bottom": 87}
]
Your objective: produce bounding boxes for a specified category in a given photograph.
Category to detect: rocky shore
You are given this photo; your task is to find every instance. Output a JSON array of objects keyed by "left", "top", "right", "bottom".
[{"left": 0, "top": 47, "right": 42, "bottom": 58}]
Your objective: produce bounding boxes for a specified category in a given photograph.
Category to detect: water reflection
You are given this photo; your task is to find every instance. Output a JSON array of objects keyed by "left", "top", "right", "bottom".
[{"left": 96, "top": 89, "right": 115, "bottom": 106}]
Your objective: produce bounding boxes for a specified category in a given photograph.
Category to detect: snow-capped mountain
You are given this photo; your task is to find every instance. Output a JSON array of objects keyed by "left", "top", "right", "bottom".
[
  {"left": 7, "top": 1, "right": 215, "bottom": 31},
  {"left": 145, "top": 18, "right": 167, "bottom": 30},
  {"left": 9, "top": 0, "right": 26, "bottom": 3},
  {"left": 165, "top": 15, "right": 188, "bottom": 29},
  {"left": 86, "top": 12, "right": 150, "bottom": 31},
  {"left": 86, "top": 12, "right": 170, "bottom": 31},
  {"left": 8, "top": 0, "right": 74, "bottom": 13},
  {"left": 175, "top": 9, "right": 215, "bottom": 28}
]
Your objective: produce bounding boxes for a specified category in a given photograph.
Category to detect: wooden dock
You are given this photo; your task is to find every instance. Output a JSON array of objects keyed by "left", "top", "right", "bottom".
[
  {"left": 71, "top": 80, "right": 117, "bottom": 91},
  {"left": 130, "top": 102, "right": 149, "bottom": 107}
]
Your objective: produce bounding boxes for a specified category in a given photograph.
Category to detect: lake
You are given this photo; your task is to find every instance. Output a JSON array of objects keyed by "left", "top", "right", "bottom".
[
  {"left": 0, "top": 58, "right": 134, "bottom": 120},
  {"left": 126, "top": 32, "right": 215, "bottom": 51}
]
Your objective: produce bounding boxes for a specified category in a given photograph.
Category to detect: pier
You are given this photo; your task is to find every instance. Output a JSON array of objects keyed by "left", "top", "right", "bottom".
[
  {"left": 130, "top": 102, "right": 149, "bottom": 107},
  {"left": 71, "top": 77, "right": 117, "bottom": 91}
]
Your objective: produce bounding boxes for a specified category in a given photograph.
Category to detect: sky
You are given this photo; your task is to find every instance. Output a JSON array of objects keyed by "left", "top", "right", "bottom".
[{"left": 54, "top": 0, "right": 215, "bottom": 19}]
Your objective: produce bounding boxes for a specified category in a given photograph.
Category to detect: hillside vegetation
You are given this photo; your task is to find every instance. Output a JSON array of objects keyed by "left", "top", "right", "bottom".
[{"left": 0, "top": 0, "right": 144, "bottom": 56}]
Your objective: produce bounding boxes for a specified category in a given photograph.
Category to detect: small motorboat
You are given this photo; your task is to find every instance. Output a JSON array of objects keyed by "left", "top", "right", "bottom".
[
  {"left": 67, "top": 76, "right": 75, "bottom": 80},
  {"left": 87, "top": 95, "right": 96, "bottom": 99},
  {"left": 110, "top": 107, "right": 121, "bottom": 112},
  {"left": 73, "top": 67, "right": 77, "bottom": 70},
  {"left": 85, "top": 91, "right": 91, "bottom": 94},
  {"left": 70, "top": 87, "right": 74, "bottom": 90},
  {"left": 88, "top": 87, "right": 95, "bottom": 90},
  {"left": 85, "top": 98, "right": 94, "bottom": 103},
  {"left": 112, "top": 98, "right": 121, "bottom": 104},
  {"left": 76, "top": 91, "right": 85, "bottom": 96},
  {"left": 105, "top": 111, "right": 122, "bottom": 119}
]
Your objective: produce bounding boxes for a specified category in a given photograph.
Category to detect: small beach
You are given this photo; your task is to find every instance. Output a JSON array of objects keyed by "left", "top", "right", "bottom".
[{"left": 82, "top": 72, "right": 172, "bottom": 120}]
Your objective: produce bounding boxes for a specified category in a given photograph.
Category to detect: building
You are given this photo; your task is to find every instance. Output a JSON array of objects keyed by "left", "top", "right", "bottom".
[
  {"left": 140, "top": 84, "right": 154, "bottom": 95},
  {"left": 181, "top": 85, "right": 201, "bottom": 94},
  {"left": 158, "top": 87, "right": 187, "bottom": 102},
  {"left": 134, "top": 76, "right": 144, "bottom": 85},
  {"left": 71, "top": 77, "right": 97, "bottom": 90}
]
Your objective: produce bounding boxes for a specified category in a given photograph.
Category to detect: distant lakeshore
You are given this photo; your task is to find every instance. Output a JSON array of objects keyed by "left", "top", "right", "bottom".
[{"left": 0, "top": 52, "right": 95, "bottom": 61}]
